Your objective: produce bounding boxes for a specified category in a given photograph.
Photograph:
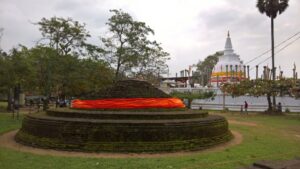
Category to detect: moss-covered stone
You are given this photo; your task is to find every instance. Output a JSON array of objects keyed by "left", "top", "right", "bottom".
[
  {"left": 47, "top": 108, "right": 208, "bottom": 120},
  {"left": 16, "top": 129, "right": 232, "bottom": 153},
  {"left": 80, "top": 80, "right": 170, "bottom": 99},
  {"left": 15, "top": 110, "right": 232, "bottom": 152}
]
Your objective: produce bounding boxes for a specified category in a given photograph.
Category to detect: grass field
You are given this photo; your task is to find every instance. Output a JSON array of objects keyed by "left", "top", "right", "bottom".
[
  {"left": 0, "top": 101, "right": 7, "bottom": 106},
  {"left": 0, "top": 102, "right": 7, "bottom": 112},
  {"left": 0, "top": 112, "right": 299, "bottom": 169}
]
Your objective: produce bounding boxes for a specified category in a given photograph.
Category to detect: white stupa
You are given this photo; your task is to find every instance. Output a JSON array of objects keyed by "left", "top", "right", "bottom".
[{"left": 210, "top": 31, "right": 245, "bottom": 87}]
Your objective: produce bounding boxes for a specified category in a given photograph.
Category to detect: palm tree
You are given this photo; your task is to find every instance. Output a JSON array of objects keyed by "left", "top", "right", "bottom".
[{"left": 256, "top": 0, "right": 289, "bottom": 111}]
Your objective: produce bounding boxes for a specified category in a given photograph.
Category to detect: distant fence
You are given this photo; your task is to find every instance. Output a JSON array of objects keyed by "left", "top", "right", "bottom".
[
  {"left": 170, "top": 87, "right": 220, "bottom": 94},
  {"left": 192, "top": 103, "right": 300, "bottom": 113}
]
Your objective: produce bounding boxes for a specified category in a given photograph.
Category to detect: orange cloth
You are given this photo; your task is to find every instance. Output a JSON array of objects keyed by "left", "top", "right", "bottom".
[{"left": 71, "top": 98, "right": 185, "bottom": 109}]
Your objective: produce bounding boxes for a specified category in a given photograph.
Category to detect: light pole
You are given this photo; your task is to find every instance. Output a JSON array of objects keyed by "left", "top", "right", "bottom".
[
  {"left": 243, "top": 65, "right": 246, "bottom": 79},
  {"left": 230, "top": 65, "right": 233, "bottom": 82},
  {"left": 235, "top": 65, "right": 238, "bottom": 83},
  {"left": 226, "top": 65, "right": 228, "bottom": 82},
  {"left": 256, "top": 65, "right": 259, "bottom": 79},
  {"left": 247, "top": 65, "right": 250, "bottom": 79}
]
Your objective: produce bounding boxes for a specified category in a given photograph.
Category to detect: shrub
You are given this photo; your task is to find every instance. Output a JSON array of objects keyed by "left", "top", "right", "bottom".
[
  {"left": 221, "top": 107, "right": 229, "bottom": 113},
  {"left": 285, "top": 108, "right": 290, "bottom": 113}
]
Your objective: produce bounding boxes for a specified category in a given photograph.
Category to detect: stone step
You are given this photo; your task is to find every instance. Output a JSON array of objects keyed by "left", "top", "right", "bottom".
[
  {"left": 46, "top": 108, "right": 208, "bottom": 120},
  {"left": 241, "top": 159, "right": 300, "bottom": 169}
]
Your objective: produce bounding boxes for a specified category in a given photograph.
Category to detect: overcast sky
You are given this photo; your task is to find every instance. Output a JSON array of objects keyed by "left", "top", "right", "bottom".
[{"left": 0, "top": 0, "right": 299, "bottom": 78}]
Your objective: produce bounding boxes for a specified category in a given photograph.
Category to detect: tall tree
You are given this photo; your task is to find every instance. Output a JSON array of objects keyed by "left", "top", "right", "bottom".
[
  {"left": 0, "top": 48, "right": 9, "bottom": 100},
  {"left": 37, "top": 17, "right": 91, "bottom": 56},
  {"left": 27, "top": 46, "right": 114, "bottom": 98},
  {"left": 0, "top": 45, "right": 114, "bottom": 106},
  {"left": 195, "top": 51, "right": 223, "bottom": 86},
  {"left": 0, "top": 46, "right": 34, "bottom": 110},
  {"left": 27, "top": 46, "right": 60, "bottom": 96},
  {"left": 102, "top": 9, "right": 169, "bottom": 80},
  {"left": 256, "top": 0, "right": 289, "bottom": 109}
]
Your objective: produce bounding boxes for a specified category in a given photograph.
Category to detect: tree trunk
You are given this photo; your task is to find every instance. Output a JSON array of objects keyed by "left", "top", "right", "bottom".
[
  {"left": 267, "top": 93, "right": 272, "bottom": 112},
  {"left": 187, "top": 98, "right": 192, "bottom": 109},
  {"left": 115, "top": 63, "right": 120, "bottom": 80},
  {"left": 6, "top": 88, "right": 12, "bottom": 111},
  {"left": 271, "top": 17, "right": 276, "bottom": 110}
]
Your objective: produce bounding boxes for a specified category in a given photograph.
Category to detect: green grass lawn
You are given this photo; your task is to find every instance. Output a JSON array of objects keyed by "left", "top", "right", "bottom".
[
  {"left": 0, "top": 101, "right": 7, "bottom": 106},
  {"left": 0, "top": 112, "right": 299, "bottom": 169},
  {"left": 0, "top": 102, "right": 7, "bottom": 112}
]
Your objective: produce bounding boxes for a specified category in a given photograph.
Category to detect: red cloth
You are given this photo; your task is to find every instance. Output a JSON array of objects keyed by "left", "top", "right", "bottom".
[{"left": 71, "top": 98, "right": 185, "bottom": 109}]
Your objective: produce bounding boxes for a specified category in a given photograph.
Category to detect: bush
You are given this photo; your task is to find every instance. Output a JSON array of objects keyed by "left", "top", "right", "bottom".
[
  {"left": 285, "top": 108, "right": 290, "bottom": 113},
  {"left": 221, "top": 107, "right": 229, "bottom": 113}
]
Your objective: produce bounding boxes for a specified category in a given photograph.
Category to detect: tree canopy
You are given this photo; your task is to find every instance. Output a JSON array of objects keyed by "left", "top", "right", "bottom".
[
  {"left": 37, "top": 17, "right": 91, "bottom": 56},
  {"left": 256, "top": 0, "right": 289, "bottom": 19},
  {"left": 193, "top": 51, "right": 223, "bottom": 86},
  {"left": 0, "top": 46, "right": 114, "bottom": 100},
  {"left": 101, "top": 9, "right": 170, "bottom": 80},
  {"left": 221, "top": 78, "right": 295, "bottom": 112}
]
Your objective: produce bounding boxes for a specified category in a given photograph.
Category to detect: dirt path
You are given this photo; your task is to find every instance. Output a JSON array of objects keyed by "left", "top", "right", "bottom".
[
  {"left": 228, "top": 120, "right": 258, "bottom": 127},
  {"left": 0, "top": 130, "right": 242, "bottom": 158}
]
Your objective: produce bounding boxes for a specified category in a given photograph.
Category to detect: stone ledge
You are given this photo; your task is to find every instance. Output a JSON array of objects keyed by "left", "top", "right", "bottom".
[{"left": 241, "top": 159, "right": 300, "bottom": 169}]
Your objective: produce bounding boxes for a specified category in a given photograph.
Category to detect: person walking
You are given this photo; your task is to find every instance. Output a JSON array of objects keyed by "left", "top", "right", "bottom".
[
  {"left": 277, "top": 102, "right": 282, "bottom": 113},
  {"left": 244, "top": 101, "right": 248, "bottom": 114},
  {"left": 55, "top": 99, "right": 59, "bottom": 108}
]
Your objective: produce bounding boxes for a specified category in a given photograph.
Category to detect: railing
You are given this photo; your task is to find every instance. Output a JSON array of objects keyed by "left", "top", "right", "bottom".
[
  {"left": 170, "top": 88, "right": 219, "bottom": 93},
  {"left": 192, "top": 103, "right": 300, "bottom": 112}
]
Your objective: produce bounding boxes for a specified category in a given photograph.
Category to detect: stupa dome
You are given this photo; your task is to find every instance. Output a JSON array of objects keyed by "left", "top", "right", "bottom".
[{"left": 210, "top": 31, "right": 245, "bottom": 86}]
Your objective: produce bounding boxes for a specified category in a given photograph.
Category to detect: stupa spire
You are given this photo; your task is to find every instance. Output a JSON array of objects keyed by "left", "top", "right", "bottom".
[{"left": 225, "top": 31, "right": 233, "bottom": 50}]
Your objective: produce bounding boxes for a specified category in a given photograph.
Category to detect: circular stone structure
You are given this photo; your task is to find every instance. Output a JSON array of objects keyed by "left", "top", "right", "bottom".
[{"left": 15, "top": 80, "right": 232, "bottom": 153}]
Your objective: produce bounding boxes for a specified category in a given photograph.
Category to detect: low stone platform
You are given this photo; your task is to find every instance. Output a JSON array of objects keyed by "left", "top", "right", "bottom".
[
  {"left": 15, "top": 108, "right": 232, "bottom": 153},
  {"left": 46, "top": 108, "right": 209, "bottom": 120}
]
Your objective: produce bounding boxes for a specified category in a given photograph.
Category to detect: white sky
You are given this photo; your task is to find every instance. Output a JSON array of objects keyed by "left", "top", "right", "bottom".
[{"left": 0, "top": 0, "right": 299, "bottom": 78}]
